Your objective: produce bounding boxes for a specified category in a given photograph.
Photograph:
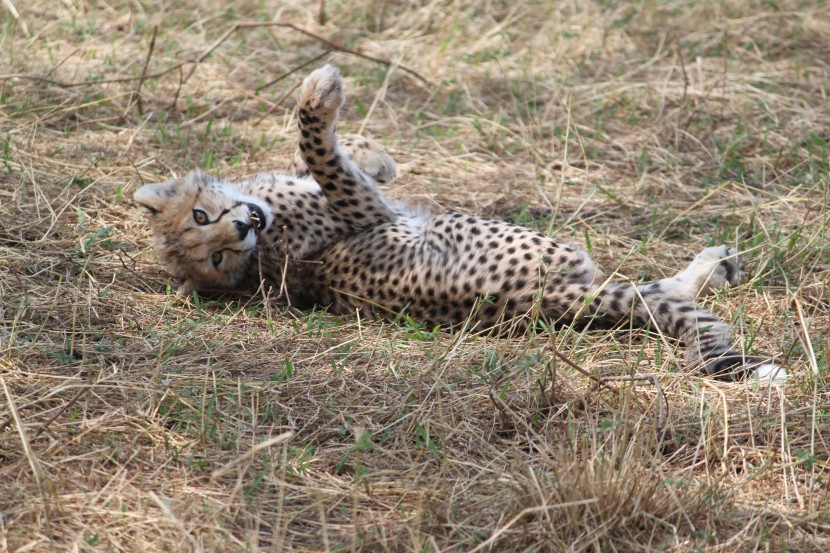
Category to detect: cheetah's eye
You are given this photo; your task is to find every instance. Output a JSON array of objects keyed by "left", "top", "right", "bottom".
[
  {"left": 211, "top": 252, "right": 223, "bottom": 267},
  {"left": 193, "top": 209, "right": 209, "bottom": 225}
]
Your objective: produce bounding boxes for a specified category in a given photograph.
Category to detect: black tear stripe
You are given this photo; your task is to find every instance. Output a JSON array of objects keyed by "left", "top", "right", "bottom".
[{"left": 192, "top": 205, "right": 233, "bottom": 226}]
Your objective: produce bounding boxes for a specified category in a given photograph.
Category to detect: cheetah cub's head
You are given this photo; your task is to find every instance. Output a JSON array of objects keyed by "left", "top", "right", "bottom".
[{"left": 134, "top": 170, "right": 273, "bottom": 295}]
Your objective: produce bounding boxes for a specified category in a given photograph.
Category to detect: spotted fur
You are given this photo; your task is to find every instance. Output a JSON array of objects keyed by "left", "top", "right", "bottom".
[{"left": 134, "top": 65, "right": 787, "bottom": 386}]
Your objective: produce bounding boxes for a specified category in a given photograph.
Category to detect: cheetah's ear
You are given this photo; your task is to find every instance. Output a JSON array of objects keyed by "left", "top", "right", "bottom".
[{"left": 133, "top": 179, "right": 179, "bottom": 214}]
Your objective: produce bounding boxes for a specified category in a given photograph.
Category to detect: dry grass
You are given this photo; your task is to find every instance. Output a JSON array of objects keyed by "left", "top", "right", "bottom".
[{"left": 1, "top": 0, "right": 829, "bottom": 551}]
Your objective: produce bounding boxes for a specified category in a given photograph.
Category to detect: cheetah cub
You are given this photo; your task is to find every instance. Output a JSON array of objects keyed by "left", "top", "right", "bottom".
[{"left": 134, "top": 65, "right": 786, "bottom": 386}]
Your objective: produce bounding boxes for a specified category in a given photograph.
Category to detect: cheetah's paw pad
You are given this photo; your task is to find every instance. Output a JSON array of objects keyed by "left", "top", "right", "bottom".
[{"left": 298, "top": 64, "right": 345, "bottom": 115}]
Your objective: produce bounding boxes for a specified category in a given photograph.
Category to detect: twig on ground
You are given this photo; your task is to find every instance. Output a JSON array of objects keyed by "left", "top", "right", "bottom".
[
  {"left": 544, "top": 337, "right": 602, "bottom": 384},
  {"left": 0, "top": 20, "right": 432, "bottom": 91},
  {"left": 254, "top": 81, "right": 301, "bottom": 126},
  {"left": 185, "top": 22, "right": 432, "bottom": 87},
  {"left": 318, "top": 0, "right": 327, "bottom": 25},
  {"left": 167, "top": 66, "right": 185, "bottom": 111},
  {"left": 277, "top": 226, "right": 292, "bottom": 308},
  {"left": 33, "top": 385, "right": 89, "bottom": 440},
  {"left": 252, "top": 219, "right": 277, "bottom": 317},
  {"left": 45, "top": 48, "right": 80, "bottom": 79},
  {"left": 255, "top": 50, "right": 331, "bottom": 94},
  {"left": 541, "top": 338, "right": 666, "bottom": 433},
  {"left": 677, "top": 42, "right": 689, "bottom": 105},
  {"left": 133, "top": 26, "right": 158, "bottom": 117}
]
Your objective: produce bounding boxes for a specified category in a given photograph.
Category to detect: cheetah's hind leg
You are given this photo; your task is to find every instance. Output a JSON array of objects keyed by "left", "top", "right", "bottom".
[
  {"left": 648, "top": 244, "right": 787, "bottom": 386},
  {"left": 660, "top": 245, "right": 746, "bottom": 301}
]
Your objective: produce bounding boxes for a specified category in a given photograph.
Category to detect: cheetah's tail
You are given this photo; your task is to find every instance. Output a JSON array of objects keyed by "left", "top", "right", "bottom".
[{"left": 585, "top": 282, "right": 787, "bottom": 386}]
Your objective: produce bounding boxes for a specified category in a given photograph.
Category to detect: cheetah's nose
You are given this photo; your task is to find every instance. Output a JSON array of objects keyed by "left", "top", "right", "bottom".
[
  {"left": 246, "top": 203, "right": 266, "bottom": 230},
  {"left": 234, "top": 220, "right": 253, "bottom": 240}
]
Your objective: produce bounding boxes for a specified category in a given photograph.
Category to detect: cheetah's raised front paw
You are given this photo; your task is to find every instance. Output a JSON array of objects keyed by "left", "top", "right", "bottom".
[{"left": 298, "top": 64, "right": 345, "bottom": 118}]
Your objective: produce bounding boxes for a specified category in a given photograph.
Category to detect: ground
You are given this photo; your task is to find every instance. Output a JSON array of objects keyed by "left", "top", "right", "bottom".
[{"left": 1, "top": 1, "right": 829, "bottom": 551}]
